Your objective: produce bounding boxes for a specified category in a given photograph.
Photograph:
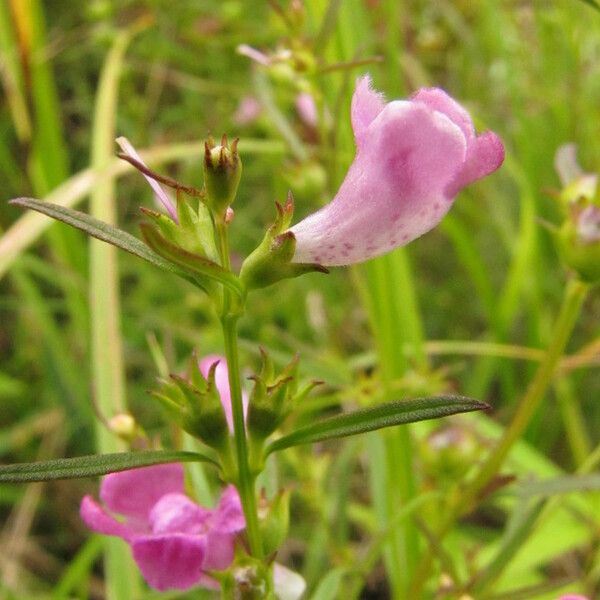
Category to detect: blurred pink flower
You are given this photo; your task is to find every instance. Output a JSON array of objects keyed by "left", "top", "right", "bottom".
[
  {"left": 198, "top": 354, "right": 248, "bottom": 432},
  {"left": 116, "top": 137, "right": 178, "bottom": 222},
  {"left": 556, "top": 595, "right": 589, "bottom": 600},
  {"left": 234, "top": 95, "right": 263, "bottom": 125},
  {"left": 80, "top": 464, "right": 244, "bottom": 591},
  {"left": 296, "top": 92, "right": 318, "bottom": 128},
  {"left": 289, "top": 75, "right": 504, "bottom": 266}
]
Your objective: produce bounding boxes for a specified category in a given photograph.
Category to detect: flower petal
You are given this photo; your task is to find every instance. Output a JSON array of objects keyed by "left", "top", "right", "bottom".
[
  {"left": 202, "top": 485, "right": 245, "bottom": 571},
  {"left": 296, "top": 92, "right": 318, "bottom": 128},
  {"left": 199, "top": 355, "right": 248, "bottom": 432},
  {"left": 100, "top": 464, "right": 184, "bottom": 521},
  {"left": 291, "top": 100, "right": 467, "bottom": 265},
  {"left": 351, "top": 75, "right": 385, "bottom": 150},
  {"left": 555, "top": 143, "right": 584, "bottom": 187},
  {"left": 116, "top": 137, "right": 178, "bottom": 221},
  {"left": 445, "top": 130, "right": 505, "bottom": 197},
  {"left": 80, "top": 495, "right": 133, "bottom": 540},
  {"left": 212, "top": 485, "right": 245, "bottom": 533},
  {"left": 132, "top": 534, "right": 216, "bottom": 591},
  {"left": 412, "top": 87, "right": 475, "bottom": 145},
  {"left": 149, "top": 493, "right": 211, "bottom": 535},
  {"left": 273, "top": 564, "right": 307, "bottom": 600}
]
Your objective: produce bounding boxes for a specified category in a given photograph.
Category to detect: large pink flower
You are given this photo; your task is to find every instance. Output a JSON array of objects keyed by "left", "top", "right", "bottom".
[
  {"left": 80, "top": 464, "right": 245, "bottom": 591},
  {"left": 289, "top": 75, "right": 504, "bottom": 266}
]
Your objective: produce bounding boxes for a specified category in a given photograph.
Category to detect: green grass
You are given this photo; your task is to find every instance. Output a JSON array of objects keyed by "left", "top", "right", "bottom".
[{"left": 1, "top": 1, "right": 600, "bottom": 598}]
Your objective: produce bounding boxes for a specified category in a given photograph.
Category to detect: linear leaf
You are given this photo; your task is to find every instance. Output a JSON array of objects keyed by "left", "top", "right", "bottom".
[
  {"left": 0, "top": 450, "right": 216, "bottom": 483},
  {"left": 266, "top": 396, "right": 489, "bottom": 455},
  {"left": 10, "top": 198, "right": 196, "bottom": 284}
]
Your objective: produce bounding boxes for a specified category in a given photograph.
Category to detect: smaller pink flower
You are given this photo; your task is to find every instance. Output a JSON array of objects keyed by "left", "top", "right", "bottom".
[
  {"left": 198, "top": 354, "right": 249, "bottom": 432},
  {"left": 556, "top": 595, "right": 589, "bottom": 600},
  {"left": 116, "top": 137, "right": 178, "bottom": 222},
  {"left": 234, "top": 96, "right": 263, "bottom": 125},
  {"left": 296, "top": 92, "right": 318, "bottom": 128},
  {"left": 289, "top": 75, "right": 504, "bottom": 266},
  {"left": 80, "top": 464, "right": 245, "bottom": 591}
]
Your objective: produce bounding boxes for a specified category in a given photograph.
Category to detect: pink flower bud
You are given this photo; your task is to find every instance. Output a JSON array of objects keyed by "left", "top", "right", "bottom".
[{"left": 289, "top": 75, "right": 504, "bottom": 266}]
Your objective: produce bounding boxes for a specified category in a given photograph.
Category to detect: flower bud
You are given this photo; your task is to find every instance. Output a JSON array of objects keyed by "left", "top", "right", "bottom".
[
  {"left": 240, "top": 193, "right": 328, "bottom": 290},
  {"left": 204, "top": 135, "right": 242, "bottom": 220},
  {"left": 247, "top": 351, "right": 299, "bottom": 441},
  {"left": 150, "top": 359, "right": 231, "bottom": 454},
  {"left": 553, "top": 144, "right": 600, "bottom": 283},
  {"left": 557, "top": 204, "right": 600, "bottom": 283}
]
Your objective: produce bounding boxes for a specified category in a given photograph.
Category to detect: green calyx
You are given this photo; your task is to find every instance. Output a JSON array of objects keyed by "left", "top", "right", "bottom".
[
  {"left": 150, "top": 357, "right": 231, "bottom": 454},
  {"left": 239, "top": 192, "right": 328, "bottom": 290},
  {"left": 258, "top": 488, "right": 290, "bottom": 557},
  {"left": 204, "top": 135, "right": 242, "bottom": 221},
  {"left": 247, "top": 350, "right": 299, "bottom": 441}
]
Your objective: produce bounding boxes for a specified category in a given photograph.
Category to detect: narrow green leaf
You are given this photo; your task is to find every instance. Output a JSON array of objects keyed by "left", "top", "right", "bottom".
[
  {"left": 577, "top": 0, "right": 600, "bottom": 11},
  {"left": 0, "top": 450, "right": 216, "bottom": 483},
  {"left": 140, "top": 223, "right": 245, "bottom": 297},
  {"left": 266, "top": 396, "right": 489, "bottom": 455},
  {"left": 9, "top": 198, "right": 196, "bottom": 284}
]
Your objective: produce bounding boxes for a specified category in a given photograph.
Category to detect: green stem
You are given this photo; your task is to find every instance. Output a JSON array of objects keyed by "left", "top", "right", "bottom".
[
  {"left": 216, "top": 221, "right": 263, "bottom": 559},
  {"left": 409, "top": 277, "right": 588, "bottom": 597},
  {"left": 463, "top": 278, "right": 587, "bottom": 505}
]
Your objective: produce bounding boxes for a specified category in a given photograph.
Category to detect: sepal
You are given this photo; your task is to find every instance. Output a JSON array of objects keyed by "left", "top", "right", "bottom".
[
  {"left": 240, "top": 193, "right": 328, "bottom": 290},
  {"left": 140, "top": 223, "right": 245, "bottom": 297},
  {"left": 247, "top": 351, "right": 299, "bottom": 442},
  {"left": 150, "top": 362, "right": 231, "bottom": 456},
  {"left": 258, "top": 489, "right": 290, "bottom": 557}
]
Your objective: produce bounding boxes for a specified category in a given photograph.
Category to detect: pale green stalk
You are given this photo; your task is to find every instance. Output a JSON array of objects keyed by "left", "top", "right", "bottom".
[
  {"left": 215, "top": 222, "right": 263, "bottom": 559},
  {"left": 409, "top": 277, "right": 588, "bottom": 597}
]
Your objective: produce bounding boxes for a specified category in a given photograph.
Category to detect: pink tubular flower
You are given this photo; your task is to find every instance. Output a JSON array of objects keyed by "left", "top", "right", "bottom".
[
  {"left": 296, "top": 92, "right": 318, "bottom": 128},
  {"left": 289, "top": 75, "right": 504, "bottom": 266},
  {"left": 116, "top": 137, "right": 178, "bottom": 222},
  {"left": 198, "top": 354, "right": 249, "bottom": 432},
  {"left": 80, "top": 464, "right": 245, "bottom": 591}
]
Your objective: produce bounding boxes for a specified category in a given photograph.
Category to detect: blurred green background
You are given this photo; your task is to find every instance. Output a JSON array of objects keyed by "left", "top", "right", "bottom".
[{"left": 1, "top": 1, "right": 600, "bottom": 598}]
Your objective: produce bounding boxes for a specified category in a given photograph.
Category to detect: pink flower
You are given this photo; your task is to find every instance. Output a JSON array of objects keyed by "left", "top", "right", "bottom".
[
  {"left": 116, "top": 137, "right": 178, "bottom": 222},
  {"left": 234, "top": 95, "right": 263, "bottom": 125},
  {"left": 296, "top": 92, "right": 318, "bottom": 128},
  {"left": 80, "top": 464, "right": 245, "bottom": 591},
  {"left": 556, "top": 596, "right": 589, "bottom": 600},
  {"left": 289, "top": 75, "right": 504, "bottom": 266},
  {"left": 198, "top": 354, "right": 249, "bottom": 433}
]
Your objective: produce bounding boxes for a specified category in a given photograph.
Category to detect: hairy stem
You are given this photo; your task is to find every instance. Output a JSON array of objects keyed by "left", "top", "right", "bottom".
[{"left": 216, "top": 221, "right": 263, "bottom": 559}]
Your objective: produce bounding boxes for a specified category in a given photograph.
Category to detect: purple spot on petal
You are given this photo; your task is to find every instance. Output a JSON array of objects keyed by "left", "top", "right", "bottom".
[{"left": 401, "top": 233, "right": 409, "bottom": 241}]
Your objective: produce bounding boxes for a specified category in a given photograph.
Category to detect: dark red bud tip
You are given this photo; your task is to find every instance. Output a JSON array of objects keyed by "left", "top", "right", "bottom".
[{"left": 285, "top": 190, "right": 294, "bottom": 211}]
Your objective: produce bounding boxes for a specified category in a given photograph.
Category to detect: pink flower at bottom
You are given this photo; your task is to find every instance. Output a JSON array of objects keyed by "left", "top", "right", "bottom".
[
  {"left": 80, "top": 464, "right": 245, "bottom": 591},
  {"left": 289, "top": 75, "right": 504, "bottom": 266}
]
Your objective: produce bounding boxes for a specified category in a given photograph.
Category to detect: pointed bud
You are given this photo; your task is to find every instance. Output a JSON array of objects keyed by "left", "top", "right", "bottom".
[
  {"left": 150, "top": 363, "right": 231, "bottom": 453},
  {"left": 240, "top": 193, "right": 328, "bottom": 290},
  {"left": 203, "top": 135, "right": 242, "bottom": 220},
  {"left": 557, "top": 204, "right": 600, "bottom": 283},
  {"left": 247, "top": 352, "right": 299, "bottom": 441}
]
